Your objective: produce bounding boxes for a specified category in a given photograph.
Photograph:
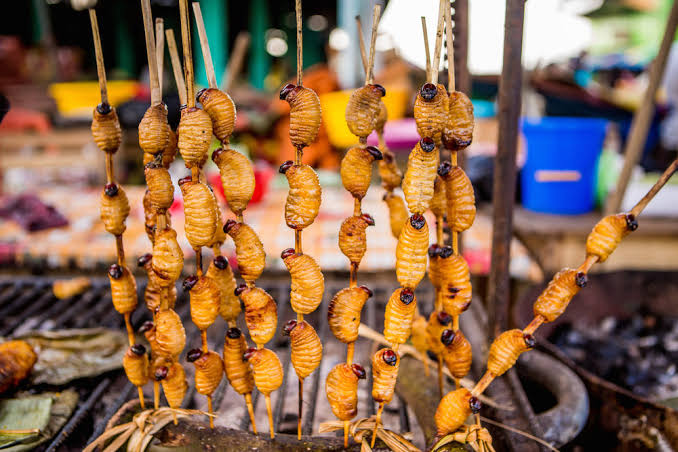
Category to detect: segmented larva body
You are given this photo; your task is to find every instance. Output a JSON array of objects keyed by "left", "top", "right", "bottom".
[
  {"left": 280, "top": 84, "right": 322, "bottom": 149},
  {"left": 108, "top": 265, "right": 137, "bottom": 315},
  {"left": 282, "top": 251, "right": 324, "bottom": 315},
  {"left": 285, "top": 320, "right": 322, "bottom": 379},
  {"left": 212, "top": 148, "right": 255, "bottom": 216},
  {"left": 208, "top": 190, "right": 227, "bottom": 248},
  {"left": 378, "top": 149, "right": 403, "bottom": 192},
  {"left": 338, "top": 214, "right": 375, "bottom": 266},
  {"left": 151, "top": 228, "right": 184, "bottom": 286},
  {"left": 142, "top": 126, "right": 177, "bottom": 168},
  {"left": 239, "top": 286, "right": 278, "bottom": 347},
  {"left": 123, "top": 345, "right": 149, "bottom": 387},
  {"left": 224, "top": 221, "right": 265, "bottom": 284},
  {"left": 440, "top": 164, "right": 476, "bottom": 232},
  {"left": 441, "top": 329, "right": 472, "bottom": 379},
  {"left": 161, "top": 362, "right": 188, "bottom": 409},
  {"left": 375, "top": 101, "right": 388, "bottom": 134},
  {"left": 426, "top": 311, "right": 453, "bottom": 355},
  {"left": 586, "top": 213, "right": 636, "bottom": 263},
  {"left": 91, "top": 106, "right": 122, "bottom": 153},
  {"left": 488, "top": 329, "right": 535, "bottom": 377},
  {"left": 434, "top": 388, "right": 473, "bottom": 436},
  {"left": 205, "top": 256, "right": 241, "bottom": 324},
  {"left": 155, "top": 308, "right": 186, "bottom": 359},
  {"left": 280, "top": 162, "right": 322, "bottom": 230},
  {"left": 438, "top": 251, "right": 472, "bottom": 316},
  {"left": 383, "top": 288, "right": 417, "bottom": 345},
  {"left": 144, "top": 163, "right": 174, "bottom": 211},
  {"left": 340, "top": 146, "right": 383, "bottom": 200},
  {"left": 189, "top": 349, "right": 224, "bottom": 396},
  {"left": 328, "top": 286, "right": 372, "bottom": 343},
  {"left": 428, "top": 245, "right": 443, "bottom": 290},
  {"left": 345, "top": 84, "right": 386, "bottom": 139},
  {"left": 395, "top": 215, "right": 429, "bottom": 289},
  {"left": 223, "top": 328, "right": 254, "bottom": 394},
  {"left": 402, "top": 138, "right": 439, "bottom": 214},
  {"left": 138, "top": 254, "right": 177, "bottom": 313},
  {"left": 443, "top": 91, "right": 474, "bottom": 150},
  {"left": 246, "top": 348, "right": 283, "bottom": 395},
  {"left": 142, "top": 190, "right": 171, "bottom": 244},
  {"left": 179, "top": 178, "right": 217, "bottom": 249},
  {"left": 430, "top": 176, "right": 447, "bottom": 218},
  {"left": 177, "top": 107, "right": 212, "bottom": 169},
  {"left": 325, "top": 363, "right": 365, "bottom": 421},
  {"left": 371, "top": 348, "right": 400, "bottom": 404},
  {"left": 383, "top": 192, "right": 408, "bottom": 239},
  {"left": 139, "top": 103, "right": 170, "bottom": 156},
  {"left": 100, "top": 183, "right": 130, "bottom": 236},
  {"left": 414, "top": 83, "right": 449, "bottom": 145},
  {"left": 198, "top": 88, "right": 236, "bottom": 143},
  {"left": 533, "top": 268, "right": 586, "bottom": 323},
  {"left": 185, "top": 276, "right": 220, "bottom": 331},
  {"left": 410, "top": 314, "right": 429, "bottom": 359}
]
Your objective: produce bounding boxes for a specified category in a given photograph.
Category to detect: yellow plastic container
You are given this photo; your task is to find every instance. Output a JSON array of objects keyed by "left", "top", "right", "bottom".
[
  {"left": 319, "top": 87, "right": 408, "bottom": 148},
  {"left": 48, "top": 80, "right": 138, "bottom": 118}
]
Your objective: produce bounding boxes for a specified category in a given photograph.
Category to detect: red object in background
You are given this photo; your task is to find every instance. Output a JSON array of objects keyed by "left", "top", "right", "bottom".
[
  {"left": 208, "top": 160, "right": 274, "bottom": 207},
  {"left": 464, "top": 248, "right": 491, "bottom": 275}
]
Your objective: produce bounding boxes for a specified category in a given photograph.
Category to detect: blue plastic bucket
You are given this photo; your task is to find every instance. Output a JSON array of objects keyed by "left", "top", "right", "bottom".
[{"left": 521, "top": 117, "right": 607, "bottom": 215}]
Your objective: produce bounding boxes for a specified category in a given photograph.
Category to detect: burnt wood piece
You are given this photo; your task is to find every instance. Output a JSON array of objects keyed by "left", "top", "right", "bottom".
[{"left": 150, "top": 420, "right": 365, "bottom": 451}]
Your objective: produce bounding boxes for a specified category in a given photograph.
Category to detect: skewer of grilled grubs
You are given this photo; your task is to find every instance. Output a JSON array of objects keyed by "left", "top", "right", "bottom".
[{"left": 244, "top": 347, "right": 283, "bottom": 439}]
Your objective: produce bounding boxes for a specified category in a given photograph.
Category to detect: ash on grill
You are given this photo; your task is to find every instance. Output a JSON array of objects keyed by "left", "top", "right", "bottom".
[{"left": 550, "top": 308, "right": 678, "bottom": 401}]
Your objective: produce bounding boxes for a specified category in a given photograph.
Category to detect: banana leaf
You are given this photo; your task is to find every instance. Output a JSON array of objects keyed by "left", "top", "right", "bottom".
[
  {"left": 10, "top": 328, "right": 126, "bottom": 385},
  {"left": 0, "top": 390, "right": 78, "bottom": 451}
]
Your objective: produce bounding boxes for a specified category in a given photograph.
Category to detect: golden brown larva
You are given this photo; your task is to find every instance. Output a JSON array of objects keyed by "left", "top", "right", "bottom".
[{"left": 280, "top": 83, "right": 322, "bottom": 149}]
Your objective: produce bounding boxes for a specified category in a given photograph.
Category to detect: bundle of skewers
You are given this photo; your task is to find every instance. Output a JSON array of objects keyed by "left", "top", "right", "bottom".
[
  {"left": 278, "top": 0, "right": 325, "bottom": 441},
  {"left": 324, "top": 4, "right": 384, "bottom": 448}
]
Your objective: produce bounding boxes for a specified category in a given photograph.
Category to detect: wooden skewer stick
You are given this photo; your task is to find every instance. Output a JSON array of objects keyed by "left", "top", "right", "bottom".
[
  {"left": 207, "top": 395, "right": 214, "bottom": 428},
  {"left": 156, "top": 18, "right": 165, "bottom": 96},
  {"left": 88, "top": 9, "right": 108, "bottom": 105},
  {"left": 165, "top": 29, "right": 187, "bottom": 106},
  {"left": 297, "top": 378, "right": 304, "bottom": 440},
  {"left": 245, "top": 393, "right": 258, "bottom": 434},
  {"left": 265, "top": 394, "right": 275, "bottom": 438},
  {"left": 437, "top": 355, "right": 444, "bottom": 399},
  {"left": 355, "top": 16, "right": 368, "bottom": 75},
  {"left": 222, "top": 32, "right": 250, "bottom": 91},
  {"left": 179, "top": 0, "right": 195, "bottom": 108},
  {"left": 154, "top": 381, "right": 160, "bottom": 410},
  {"left": 192, "top": 2, "right": 218, "bottom": 89},
  {"left": 343, "top": 420, "right": 350, "bottom": 448},
  {"left": 431, "top": 0, "right": 446, "bottom": 85},
  {"left": 140, "top": 0, "right": 161, "bottom": 105},
  {"left": 138, "top": 387, "right": 146, "bottom": 410},
  {"left": 296, "top": 0, "right": 303, "bottom": 86},
  {"left": 445, "top": 0, "right": 455, "bottom": 92},
  {"left": 371, "top": 402, "right": 385, "bottom": 447},
  {"left": 365, "top": 4, "right": 381, "bottom": 85},
  {"left": 421, "top": 17, "right": 431, "bottom": 82},
  {"left": 630, "top": 157, "right": 678, "bottom": 217}
]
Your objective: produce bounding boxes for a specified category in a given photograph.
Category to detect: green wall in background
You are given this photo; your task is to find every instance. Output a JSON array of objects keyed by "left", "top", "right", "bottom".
[{"left": 248, "top": 0, "right": 270, "bottom": 90}]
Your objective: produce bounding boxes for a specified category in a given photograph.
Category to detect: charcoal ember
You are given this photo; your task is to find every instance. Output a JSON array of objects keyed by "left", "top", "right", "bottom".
[{"left": 550, "top": 309, "right": 678, "bottom": 403}]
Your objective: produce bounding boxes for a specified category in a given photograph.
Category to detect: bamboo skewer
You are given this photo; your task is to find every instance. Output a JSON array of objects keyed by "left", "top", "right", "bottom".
[
  {"left": 166, "top": 29, "right": 187, "bottom": 106},
  {"left": 298, "top": 379, "right": 304, "bottom": 440},
  {"left": 140, "top": 0, "right": 161, "bottom": 105},
  {"left": 245, "top": 393, "right": 258, "bottom": 434},
  {"left": 431, "top": 0, "right": 446, "bottom": 85},
  {"left": 222, "top": 32, "right": 250, "bottom": 91},
  {"left": 265, "top": 394, "right": 274, "bottom": 439},
  {"left": 88, "top": 9, "right": 108, "bottom": 105},
  {"left": 179, "top": 0, "right": 195, "bottom": 108},
  {"left": 472, "top": 157, "right": 678, "bottom": 400},
  {"left": 155, "top": 18, "right": 165, "bottom": 96},
  {"left": 296, "top": 0, "right": 303, "bottom": 86},
  {"left": 421, "top": 17, "right": 432, "bottom": 82},
  {"left": 365, "top": 4, "right": 381, "bottom": 85},
  {"left": 192, "top": 2, "right": 218, "bottom": 89},
  {"left": 356, "top": 16, "right": 368, "bottom": 74},
  {"left": 445, "top": 0, "right": 455, "bottom": 93}
]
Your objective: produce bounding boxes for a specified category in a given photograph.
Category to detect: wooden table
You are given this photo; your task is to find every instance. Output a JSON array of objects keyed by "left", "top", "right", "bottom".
[{"left": 513, "top": 206, "right": 678, "bottom": 276}]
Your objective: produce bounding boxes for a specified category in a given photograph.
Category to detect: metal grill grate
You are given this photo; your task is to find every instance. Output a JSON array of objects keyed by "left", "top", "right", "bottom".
[{"left": 0, "top": 275, "right": 432, "bottom": 450}]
